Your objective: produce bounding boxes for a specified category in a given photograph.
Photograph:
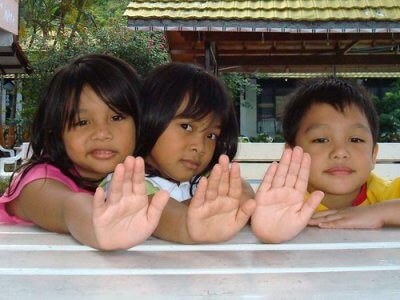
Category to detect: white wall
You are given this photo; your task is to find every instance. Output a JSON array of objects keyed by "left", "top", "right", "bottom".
[{"left": 240, "top": 78, "right": 257, "bottom": 138}]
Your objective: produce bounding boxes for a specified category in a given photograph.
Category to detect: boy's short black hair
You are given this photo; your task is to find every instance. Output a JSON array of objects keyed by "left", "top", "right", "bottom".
[{"left": 282, "top": 77, "right": 379, "bottom": 147}]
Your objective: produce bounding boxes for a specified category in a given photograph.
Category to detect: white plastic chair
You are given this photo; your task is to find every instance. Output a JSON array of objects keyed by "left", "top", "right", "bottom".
[
  {"left": 0, "top": 142, "right": 32, "bottom": 177},
  {"left": 0, "top": 145, "right": 15, "bottom": 158}
]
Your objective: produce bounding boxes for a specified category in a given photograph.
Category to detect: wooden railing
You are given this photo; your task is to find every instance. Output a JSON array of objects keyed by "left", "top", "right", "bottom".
[{"left": 235, "top": 143, "right": 400, "bottom": 190}]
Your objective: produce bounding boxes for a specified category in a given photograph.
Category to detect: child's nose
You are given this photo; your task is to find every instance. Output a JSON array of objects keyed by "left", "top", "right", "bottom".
[
  {"left": 330, "top": 142, "right": 350, "bottom": 159},
  {"left": 92, "top": 124, "right": 112, "bottom": 141},
  {"left": 190, "top": 135, "right": 205, "bottom": 154}
]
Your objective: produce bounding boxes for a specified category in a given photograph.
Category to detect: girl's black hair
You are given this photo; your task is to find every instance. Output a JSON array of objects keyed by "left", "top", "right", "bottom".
[
  {"left": 135, "top": 63, "right": 238, "bottom": 192},
  {"left": 282, "top": 77, "right": 379, "bottom": 147},
  {"left": 7, "top": 54, "right": 142, "bottom": 195}
]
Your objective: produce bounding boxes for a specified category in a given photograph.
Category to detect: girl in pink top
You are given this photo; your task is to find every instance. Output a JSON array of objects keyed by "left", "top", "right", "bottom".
[{"left": 0, "top": 54, "right": 169, "bottom": 250}]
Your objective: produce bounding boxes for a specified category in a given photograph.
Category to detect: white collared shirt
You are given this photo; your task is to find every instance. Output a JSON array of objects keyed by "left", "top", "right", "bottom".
[{"left": 145, "top": 176, "right": 196, "bottom": 202}]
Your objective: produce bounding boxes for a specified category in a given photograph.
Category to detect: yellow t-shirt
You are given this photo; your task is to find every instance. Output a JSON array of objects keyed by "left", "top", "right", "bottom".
[{"left": 315, "top": 172, "right": 400, "bottom": 211}]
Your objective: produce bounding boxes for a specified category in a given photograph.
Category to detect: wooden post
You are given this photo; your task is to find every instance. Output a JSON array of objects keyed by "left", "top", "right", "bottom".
[
  {"left": 205, "top": 41, "right": 211, "bottom": 72},
  {"left": 0, "top": 125, "right": 4, "bottom": 147},
  {"left": 5, "top": 125, "right": 15, "bottom": 148}
]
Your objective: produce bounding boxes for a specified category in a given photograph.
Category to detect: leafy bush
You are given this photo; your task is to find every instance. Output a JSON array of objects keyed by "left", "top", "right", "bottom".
[
  {"left": 249, "top": 133, "right": 274, "bottom": 143},
  {"left": 19, "top": 24, "right": 168, "bottom": 142},
  {"left": 0, "top": 177, "right": 10, "bottom": 195},
  {"left": 374, "top": 80, "right": 400, "bottom": 142}
]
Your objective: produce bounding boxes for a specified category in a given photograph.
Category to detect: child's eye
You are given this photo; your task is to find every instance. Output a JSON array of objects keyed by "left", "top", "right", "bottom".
[
  {"left": 73, "top": 119, "right": 88, "bottom": 127},
  {"left": 207, "top": 133, "right": 219, "bottom": 140},
  {"left": 111, "top": 114, "right": 125, "bottom": 121},
  {"left": 312, "top": 137, "right": 329, "bottom": 143},
  {"left": 349, "top": 137, "right": 365, "bottom": 143},
  {"left": 181, "top": 124, "right": 193, "bottom": 132}
]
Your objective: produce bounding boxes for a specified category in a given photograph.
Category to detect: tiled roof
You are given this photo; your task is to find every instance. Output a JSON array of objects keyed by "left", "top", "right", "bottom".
[
  {"left": 125, "top": 0, "right": 400, "bottom": 22},
  {"left": 124, "top": 1, "right": 400, "bottom": 74},
  {"left": 264, "top": 72, "right": 400, "bottom": 78}
]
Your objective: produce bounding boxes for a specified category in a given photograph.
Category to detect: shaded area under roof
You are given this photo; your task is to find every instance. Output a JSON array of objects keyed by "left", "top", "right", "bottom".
[
  {"left": 125, "top": 0, "right": 400, "bottom": 75},
  {"left": 0, "top": 31, "right": 32, "bottom": 75}
]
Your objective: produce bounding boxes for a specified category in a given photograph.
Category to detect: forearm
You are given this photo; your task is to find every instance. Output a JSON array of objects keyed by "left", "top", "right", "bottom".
[
  {"left": 62, "top": 193, "right": 104, "bottom": 249},
  {"left": 14, "top": 182, "right": 103, "bottom": 249},
  {"left": 376, "top": 199, "right": 400, "bottom": 226},
  {"left": 152, "top": 199, "right": 195, "bottom": 244}
]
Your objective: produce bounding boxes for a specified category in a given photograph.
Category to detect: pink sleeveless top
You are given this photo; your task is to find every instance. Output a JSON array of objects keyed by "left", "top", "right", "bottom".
[{"left": 0, "top": 164, "right": 92, "bottom": 224}]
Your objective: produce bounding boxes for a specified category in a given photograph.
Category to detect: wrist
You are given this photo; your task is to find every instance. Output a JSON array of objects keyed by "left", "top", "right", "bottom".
[
  {"left": 378, "top": 201, "right": 399, "bottom": 226},
  {"left": 181, "top": 213, "right": 196, "bottom": 244}
]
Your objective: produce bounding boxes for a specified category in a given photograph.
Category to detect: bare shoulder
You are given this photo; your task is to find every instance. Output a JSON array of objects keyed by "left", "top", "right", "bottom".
[{"left": 8, "top": 178, "right": 91, "bottom": 231}]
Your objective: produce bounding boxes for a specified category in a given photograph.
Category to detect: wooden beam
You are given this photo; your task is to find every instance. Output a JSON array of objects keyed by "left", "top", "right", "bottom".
[
  {"left": 170, "top": 48, "right": 343, "bottom": 56},
  {"left": 216, "top": 54, "right": 400, "bottom": 66},
  {"left": 342, "top": 41, "right": 360, "bottom": 54},
  {"left": 178, "top": 31, "right": 400, "bottom": 42}
]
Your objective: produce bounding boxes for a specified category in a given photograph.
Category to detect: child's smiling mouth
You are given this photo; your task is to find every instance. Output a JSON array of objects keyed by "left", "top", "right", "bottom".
[
  {"left": 324, "top": 166, "right": 355, "bottom": 176},
  {"left": 181, "top": 159, "right": 200, "bottom": 170},
  {"left": 90, "top": 149, "right": 116, "bottom": 159}
]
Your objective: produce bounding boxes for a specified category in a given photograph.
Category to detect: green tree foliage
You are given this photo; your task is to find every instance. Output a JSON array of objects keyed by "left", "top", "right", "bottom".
[
  {"left": 374, "top": 80, "right": 400, "bottom": 142},
  {"left": 221, "top": 73, "right": 259, "bottom": 107},
  {"left": 18, "top": 0, "right": 253, "bottom": 142},
  {"left": 18, "top": 0, "right": 168, "bottom": 140}
]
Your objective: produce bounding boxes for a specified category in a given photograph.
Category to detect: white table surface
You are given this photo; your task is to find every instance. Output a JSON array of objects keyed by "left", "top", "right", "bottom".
[{"left": 1, "top": 224, "right": 400, "bottom": 299}]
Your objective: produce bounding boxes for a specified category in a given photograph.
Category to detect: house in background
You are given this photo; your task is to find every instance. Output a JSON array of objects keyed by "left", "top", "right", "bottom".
[
  {"left": 125, "top": 1, "right": 400, "bottom": 138},
  {"left": 0, "top": 0, "right": 31, "bottom": 147},
  {"left": 244, "top": 76, "right": 397, "bottom": 139}
]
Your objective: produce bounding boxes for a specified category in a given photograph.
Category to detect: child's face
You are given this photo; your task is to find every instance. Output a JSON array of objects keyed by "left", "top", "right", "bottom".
[
  {"left": 63, "top": 86, "right": 136, "bottom": 180},
  {"left": 146, "top": 100, "right": 221, "bottom": 183},
  {"left": 294, "top": 103, "right": 378, "bottom": 201}
]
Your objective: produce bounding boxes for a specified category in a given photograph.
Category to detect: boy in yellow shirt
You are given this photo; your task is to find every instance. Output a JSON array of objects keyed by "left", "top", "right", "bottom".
[{"left": 281, "top": 77, "right": 400, "bottom": 229}]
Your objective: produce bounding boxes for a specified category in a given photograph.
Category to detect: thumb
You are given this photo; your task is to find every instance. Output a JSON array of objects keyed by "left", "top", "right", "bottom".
[
  {"left": 300, "top": 190, "right": 324, "bottom": 222},
  {"left": 236, "top": 199, "right": 256, "bottom": 226},
  {"left": 93, "top": 187, "right": 106, "bottom": 212},
  {"left": 147, "top": 190, "right": 170, "bottom": 223}
]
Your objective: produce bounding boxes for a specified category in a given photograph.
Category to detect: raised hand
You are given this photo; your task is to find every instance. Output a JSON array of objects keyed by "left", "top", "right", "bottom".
[
  {"left": 92, "top": 156, "right": 169, "bottom": 250},
  {"left": 186, "top": 154, "right": 256, "bottom": 243},
  {"left": 251, "top": 146, "right": 324, "bottom": 243}
]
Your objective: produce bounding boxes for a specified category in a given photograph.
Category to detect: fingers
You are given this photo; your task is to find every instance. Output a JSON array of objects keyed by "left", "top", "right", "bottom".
[
  {"left": 271, "top": 146, "right": 307, "bottom": 188},
  {"left": 294, "top": 152, "right": 311, "bottom": 193},
  {"left": 284, "top": 146, "right": 303, "bottom": 188},
  {"left": 316, "top": 219, "right": 349, "bottom": 229},
  {"left": 312, "top": 214, "right": 378, "bottom": 229},
  {"left": 205, "top": 163, "right": 222, "bottom": 201},
  {"left": 93, "top": 186, "right": 106, "bottom": 212},
  {"left": 121, "top": 156, "right": 135, "bottom": 196},
  {"left": 228, "top": 162, "right": 242, "bottom": 200},
  {"left": 106, "top": 163, "right": 125, "bottom": 204},
  {"left": 132, "top": 156, "right": 146, "bottom": 195},
  {"left": 271, "top": 148, "right": 292, "bottom": 188},
  {"left": 217, "top": 155, "right": 230, "bottom": 196},
  {"left": 257, "top": 161, "right": 278, "bottom": 194},
  {"left": 308, "top": 209, "right": 340, "bottom": 226},
  {"left": 209, "top": 155, "right": 242, "bottom": 200},
  {"left": 190, "top": 176, "right": 208, "bottom": 209}
]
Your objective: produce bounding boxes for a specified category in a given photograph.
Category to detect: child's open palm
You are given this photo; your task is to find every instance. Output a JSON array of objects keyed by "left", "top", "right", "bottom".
[
  {"left": 92, "top": 156, "right": 169, "bottom": 250},
  {"left": 251, "top": 147, "right": 324, "bottom": 243},
  {"left": 186, "top": 155, "right": 256, "bottom": 243}
]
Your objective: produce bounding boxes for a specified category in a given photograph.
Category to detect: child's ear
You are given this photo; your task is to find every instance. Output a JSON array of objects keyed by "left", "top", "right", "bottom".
[{"left": 371, "top": 143, "right": 379, "bottom": 169}]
